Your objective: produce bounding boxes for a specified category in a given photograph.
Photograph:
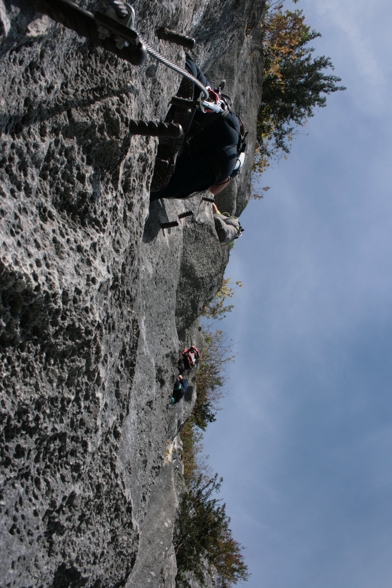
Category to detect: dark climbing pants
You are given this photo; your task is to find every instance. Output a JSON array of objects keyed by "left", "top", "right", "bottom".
[
  {"left": 185, "top": 54, "right": 208, "bottom": 99},
  {"left": 150, "top": 152, "right": 216, "bottom": 201}
]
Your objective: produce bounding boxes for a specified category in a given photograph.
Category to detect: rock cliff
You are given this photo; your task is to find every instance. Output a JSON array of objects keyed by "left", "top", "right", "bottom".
[{"left": 0, "top": 0, "right": 265, "bottom": 586}]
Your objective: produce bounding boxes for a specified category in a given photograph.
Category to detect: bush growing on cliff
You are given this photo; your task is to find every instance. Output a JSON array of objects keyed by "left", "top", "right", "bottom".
[
  {"left": 177, "top": 279, "right": 248, "bottom": 587},
  {"left": 180, "top": 326, "right": 233, "bottom": 481},
  {"left": 175, "top": 474, "right": 249, "bottom": 588},
  {"left": 181, "top": 279, "right": 239, "bottom": 479},
  {"left": 201, "top": 278, "right": 242, "bottom": 322},
  {"left": 255, "top": 0, "right": 345, "bottom": 173},
  {"left": 191, "top": 278, "right": 241, "bottom": 432}
]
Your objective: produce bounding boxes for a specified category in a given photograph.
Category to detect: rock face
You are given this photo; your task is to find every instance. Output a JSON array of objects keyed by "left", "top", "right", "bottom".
[{"left": 0, "top": 0, "right": 265, "bottom": 586}]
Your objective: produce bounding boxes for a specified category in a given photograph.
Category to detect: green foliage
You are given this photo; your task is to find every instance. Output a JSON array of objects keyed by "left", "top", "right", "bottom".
[
  {"left": 177, "top": 277, "right": 249, "bottom": 587},
  {"left": 180, "top": 418, "right": 205, "bottom": 482},
  {"left": 255, "top": 1, "right": 345, "bottom": 172},
  {"left": 175, "top": 474, "right": 250, "bottom": 588},
  {"left": 187, "top": 277, "right": 241, "bottom": 433},
  {"left": 202, "top": 278, "right": 243, "bottom": 321},
  {"left": 182, "top": 277, "right": 240, "bottom": 445},
  {"left": 192, "top": 328, "right": 234, "bottom": 431},
  {"left": 180, "top": 326, "right": 234, "bottom": 478}
]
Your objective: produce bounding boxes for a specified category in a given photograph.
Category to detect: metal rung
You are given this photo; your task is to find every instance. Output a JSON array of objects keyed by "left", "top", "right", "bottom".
[
  {"left": 155, "top": 158, "right": 169, "bottom": 169},
  {"left": 170, "top": 96, "right": 198, "bottom": 109},
  {"left": 129, "top": 120, "right": 183, "bottom": 139},
  {"left": 94, "top": 11, "right": 139, "bottom": 45},
  {"left": 178, "top": 211, "right": 193, "bottom": 219},
  {"left": 156, "top": 27, "right": 196, "bottom": 50},
  {"left": 161, "top": 221, "right": 179, "bottom": 229},
  {"left": 34, "top": 0, "right": 147, "bottom": 66}
]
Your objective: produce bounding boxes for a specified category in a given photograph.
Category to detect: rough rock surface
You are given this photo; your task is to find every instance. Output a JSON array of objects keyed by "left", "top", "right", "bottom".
[{"left": 0, "top": 0, "right": 265, "bottom": 586}]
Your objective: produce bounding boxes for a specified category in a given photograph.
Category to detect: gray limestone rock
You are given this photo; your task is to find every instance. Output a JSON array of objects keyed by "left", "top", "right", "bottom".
[
  {"left": 0, "top": 0, "right": 265, "bottom": 586},
  {"left": 0, "top": 0, "right": 11, "bottom": 37}
]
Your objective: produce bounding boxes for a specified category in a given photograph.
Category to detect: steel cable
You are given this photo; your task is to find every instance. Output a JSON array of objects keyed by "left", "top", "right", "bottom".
[
  {"left": 105, "top": 0, "right": 209, "bottom": 100},
  {"left": 140, "top": 40, "right": 209, "bottom": 101}
]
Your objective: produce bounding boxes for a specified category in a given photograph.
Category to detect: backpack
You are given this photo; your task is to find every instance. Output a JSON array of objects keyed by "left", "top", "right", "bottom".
[
  {"left": 186, "top": 95, "right": 247, "bottom": 177},
  {"left": 179, "top": 345, "right": 200, "bottom": 372}
]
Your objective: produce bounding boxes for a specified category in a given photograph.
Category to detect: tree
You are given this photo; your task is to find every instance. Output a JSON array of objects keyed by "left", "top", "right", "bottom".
[
  {"left": 192, "top": 327, "right": 233, "bottom": 431},
  {"left": 177, "top": 278, "right": 248, "bottom": 586},
  {"left": 193, "top": 278, "right": 241, "bottom": 431},
  {"left": 255, "top": 2, "right": 346, "bottom": 171},
  {"left": 202, "top": 278, "right": 243, "bottom": 322},
  {"left": 175, "top": 474, "right": 250, "bottom": 588},
  {"left": 180, "top": 326, "right": 234, "bottom": 480}
]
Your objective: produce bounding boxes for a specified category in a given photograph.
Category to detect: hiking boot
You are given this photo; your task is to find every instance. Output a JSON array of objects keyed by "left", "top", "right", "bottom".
[{"left": 214, "top": 217, "right": 228, "bottom": 243}]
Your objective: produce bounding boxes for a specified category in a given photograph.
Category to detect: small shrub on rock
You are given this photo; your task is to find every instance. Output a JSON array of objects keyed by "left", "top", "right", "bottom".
[{"left": 174, "top": 474, "right": 249, "bottom": 588}]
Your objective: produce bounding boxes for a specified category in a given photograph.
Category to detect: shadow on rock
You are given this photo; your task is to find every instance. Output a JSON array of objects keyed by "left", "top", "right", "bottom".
[
  {"left": 143, "top": 200, "right": 170, "bottom": 243},
  {"left": 0, "top": 83, "right": 139, "bottom": 137}
]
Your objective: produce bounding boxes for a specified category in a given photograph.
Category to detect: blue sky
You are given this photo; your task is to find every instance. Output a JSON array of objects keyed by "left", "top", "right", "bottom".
[{"left": 203, "top": 1, "right": 392, "bottom": 586}]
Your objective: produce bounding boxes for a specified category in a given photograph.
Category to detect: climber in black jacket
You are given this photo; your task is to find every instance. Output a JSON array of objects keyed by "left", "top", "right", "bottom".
[
  {"left": 150, "top": 56, "right": 245, "bottom": 201},
  {"left": 170, "top": 375, "right": 189, "bottom": 405}
]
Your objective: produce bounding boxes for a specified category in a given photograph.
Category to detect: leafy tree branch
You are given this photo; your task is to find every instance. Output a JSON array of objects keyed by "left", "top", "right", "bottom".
[{"left": 254, "top": 0, "right": 345, "bottom": 174}]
